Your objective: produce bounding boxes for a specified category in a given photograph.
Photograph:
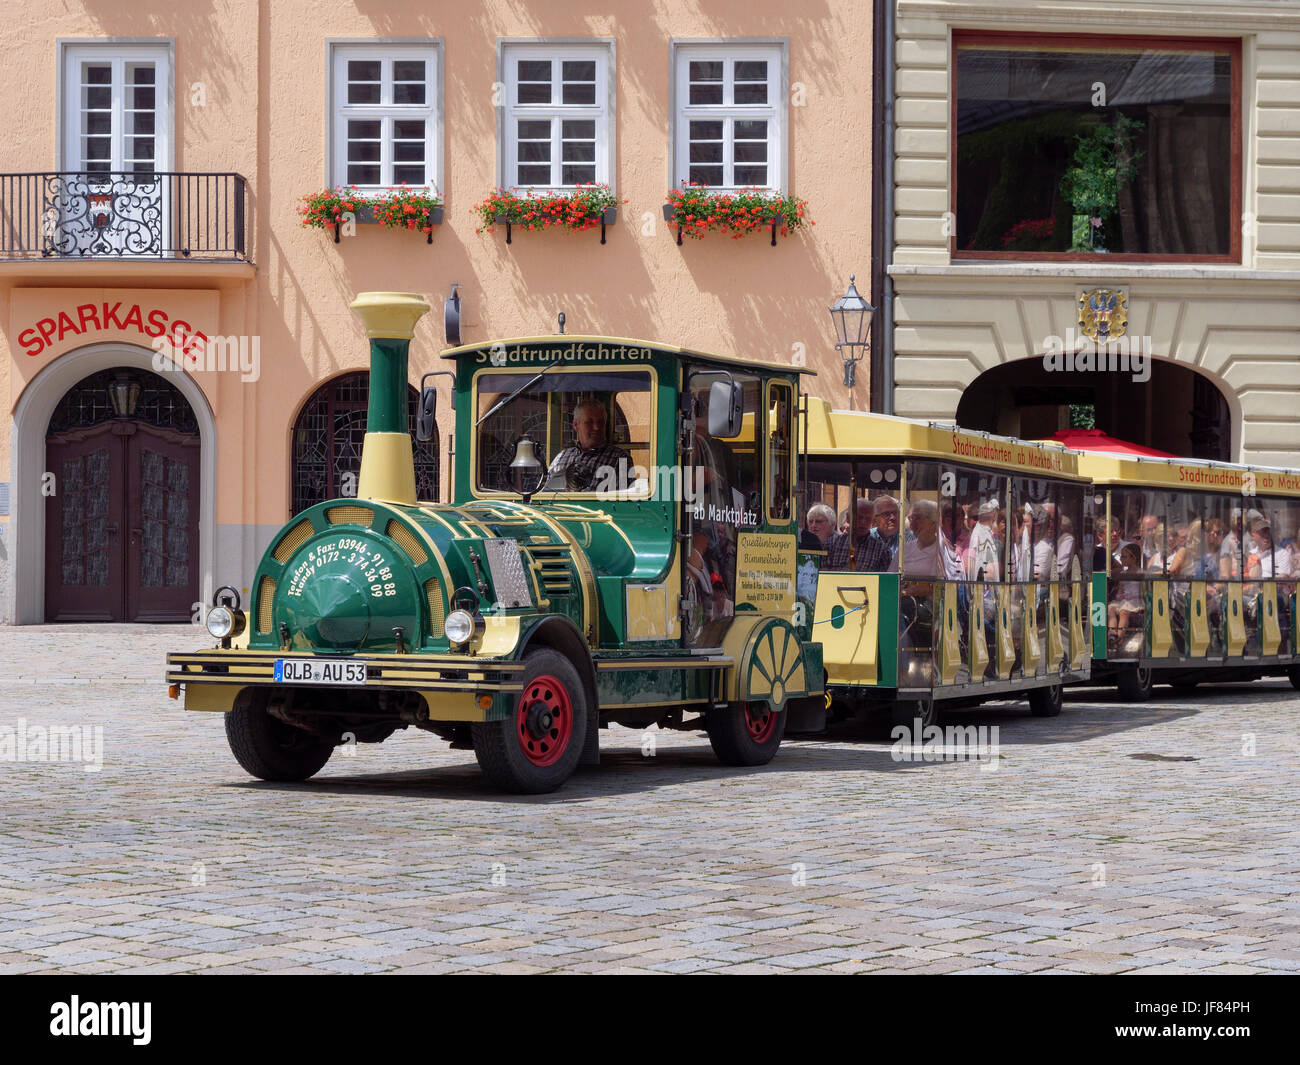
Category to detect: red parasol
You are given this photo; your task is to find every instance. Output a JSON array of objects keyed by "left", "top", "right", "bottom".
[{"left": 1041, "top": 428, "right": 1177, "bottom": 458}]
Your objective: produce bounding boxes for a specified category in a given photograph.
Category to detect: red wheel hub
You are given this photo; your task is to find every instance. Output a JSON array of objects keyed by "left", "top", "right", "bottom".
[
  {"left": 743, "top": 702, "right": 778, "bottom": 744},
  {"left": 517, "top": 674, "right": 574, "bottom": 766}
]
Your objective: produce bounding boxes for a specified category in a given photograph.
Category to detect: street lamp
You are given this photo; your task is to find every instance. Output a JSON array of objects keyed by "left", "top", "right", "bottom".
[{"left": 829, "top": 274, "right": 875, "bottom": 392}]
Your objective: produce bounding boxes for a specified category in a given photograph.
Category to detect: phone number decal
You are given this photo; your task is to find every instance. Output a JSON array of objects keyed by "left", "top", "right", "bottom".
[{"left": 285, "top": 538, "right": 397, "bottom": 599}]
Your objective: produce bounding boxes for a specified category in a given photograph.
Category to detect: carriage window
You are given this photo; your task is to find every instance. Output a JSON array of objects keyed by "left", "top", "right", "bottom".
[
  {"left": 766, "top": 382, "right": 793, "bottom": 523},
  {"left": 474, "top": 369, "right": 653, "bottom": 495},
  {"left": 1011, "top": 477, "right": 1057, "bottom": 584},
  {"left": 1057, "top": 483, "right": 1086, "bottom": 583},
  {"left": 803, "top": 459, "right": 902, "bottom": 570},
  {"left": 948, "top": 466, "right": 1006, "bottom": 582}
]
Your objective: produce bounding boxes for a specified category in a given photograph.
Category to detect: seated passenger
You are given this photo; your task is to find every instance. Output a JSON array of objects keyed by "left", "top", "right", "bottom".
[
  {"left": 1107, "top": 543, "right": 1144, "bottom": 649},
  {"left": 826, "top": 498, "right": 893, "bottom": 571},
  {"left": 869, "top": 494, "right": 902, "bottom": 559},
  {"left": 888, "top": 499, "right": 961, "bottom": 595},
  {"left": 965, "top": 499, "right": 1002, "bottom": 582},
  {"left": 804, "top": 503, "right": 837, "bottom": 549},
  {"left": 546, "top": 399, "right": 632, "bottom": 492}
]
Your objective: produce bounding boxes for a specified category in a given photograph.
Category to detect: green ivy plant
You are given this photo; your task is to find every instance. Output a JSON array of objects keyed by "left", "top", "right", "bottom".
[{"left": 1060, "top": 114, "right": 1144, "bottom": 252}]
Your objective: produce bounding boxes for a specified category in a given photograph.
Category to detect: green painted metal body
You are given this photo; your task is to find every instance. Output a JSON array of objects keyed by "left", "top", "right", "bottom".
[
  {"left": 367, "top": 336, "right": 409, "bottom": 433},
  {"left": 1091, "top": 572, "right": 1108, "bottom": 660}
]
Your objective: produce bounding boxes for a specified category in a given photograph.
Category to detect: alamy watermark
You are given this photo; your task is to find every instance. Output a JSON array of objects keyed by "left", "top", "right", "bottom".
[
  {"left": 151, "top": 333, "right": 261, "bottom": 382},
  {"left": 890, "top": 718, "right": 1001, "bottom": 771},
  {"left": 1042, "top": 329, "right": 1151, "bottom": 383},
  {"left": 0, "top": 718, "right": 103, "bottom": 772}
]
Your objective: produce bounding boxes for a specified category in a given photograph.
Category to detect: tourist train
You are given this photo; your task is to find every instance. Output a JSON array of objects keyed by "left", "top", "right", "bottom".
[{"left": 168, "top": 293, "right": 1300, "bottom": 791}]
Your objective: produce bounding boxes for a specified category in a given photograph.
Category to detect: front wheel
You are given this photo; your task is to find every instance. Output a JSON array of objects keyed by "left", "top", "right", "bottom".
[
  {"left": 1116, "top": 664, "right": 1154, "bottom": 702},
  {"left": 1288, "top": 664, "right": 1300, "bottom": 692},
  {"left": 225, "top": 690, "right": 334, "bottom": 782},
  {"left": 1028, "top": 682, "right": 1063, "bottom": 717},
  {"left": 472, "top": 649, "right": 588, "bottom": 794},
  {"left": 706, "top": 701, "right": 786, "bottom": 766}
]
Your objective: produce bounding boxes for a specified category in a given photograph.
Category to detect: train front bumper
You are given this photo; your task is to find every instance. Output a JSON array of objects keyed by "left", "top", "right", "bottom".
[{"left": 166, "top": 649, "right": 524, "bottom": 721}]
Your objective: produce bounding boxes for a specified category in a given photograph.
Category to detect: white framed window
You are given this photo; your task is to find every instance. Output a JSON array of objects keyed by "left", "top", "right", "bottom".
[
  {"left": 329, "top": 42, "right": 442, "bottom": 192},
  {"left": 61, "top": 43, "right": 172, "bottom": 175},
  {"left": 501, "top": 41, "right": 614, "bottom": 190},
  {"left": 672, "top": 42, "right": 785, "bottom": 191}
]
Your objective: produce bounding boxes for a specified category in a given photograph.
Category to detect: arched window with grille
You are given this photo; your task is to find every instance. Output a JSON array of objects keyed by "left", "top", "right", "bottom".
[{"left": 291, "top": 373, "right": 439, "bottom": 516}]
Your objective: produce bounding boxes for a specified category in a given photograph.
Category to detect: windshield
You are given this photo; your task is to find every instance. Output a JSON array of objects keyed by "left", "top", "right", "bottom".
[{"left": 474, "top": 369, "right": 654, "bottom": 495}]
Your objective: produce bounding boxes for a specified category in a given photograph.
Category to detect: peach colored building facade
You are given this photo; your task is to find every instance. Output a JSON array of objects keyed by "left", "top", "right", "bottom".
[{"left": 0, "top": 2, "right": 875, "bottom": 624}]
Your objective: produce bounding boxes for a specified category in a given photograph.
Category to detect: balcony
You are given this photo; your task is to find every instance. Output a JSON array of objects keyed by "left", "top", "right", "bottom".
[{"left": 0, "top": 172, "right": 251, "bottom": 276}]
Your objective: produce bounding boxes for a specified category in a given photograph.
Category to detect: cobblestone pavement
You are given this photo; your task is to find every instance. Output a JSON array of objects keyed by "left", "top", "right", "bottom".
[{"left": 1, "top": 624, "right": 1297, "bottom": 974}]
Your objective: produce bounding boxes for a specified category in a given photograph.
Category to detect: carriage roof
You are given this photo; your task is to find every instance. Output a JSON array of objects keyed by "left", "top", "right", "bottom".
[{"left": 801, "top": 397, "right": 1087, "bottom": 482}]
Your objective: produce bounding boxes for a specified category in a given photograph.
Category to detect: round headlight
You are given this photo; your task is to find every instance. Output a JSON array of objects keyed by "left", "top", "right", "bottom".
[
  {"left": 207, "top": 605, "right": 235, "bottom": 639},
  {"left": 445, "top": 609, "right": 475, "bottom": 646}
]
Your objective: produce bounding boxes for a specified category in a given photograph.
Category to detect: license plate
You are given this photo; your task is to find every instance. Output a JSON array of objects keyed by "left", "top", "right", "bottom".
[{"left": 273, "top": 659, "right": 368, "bottom": 685}]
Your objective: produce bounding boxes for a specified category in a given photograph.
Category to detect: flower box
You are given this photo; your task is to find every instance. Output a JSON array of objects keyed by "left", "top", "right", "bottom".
[
  {"left": 299, "top": 186, "right": 444, "bottom": 244},
  {"left": 663, "top": 185, "right": 812, "bottom": 246},
  {"left": 475, "top": 185, "right": 623, "bottom": 245}
]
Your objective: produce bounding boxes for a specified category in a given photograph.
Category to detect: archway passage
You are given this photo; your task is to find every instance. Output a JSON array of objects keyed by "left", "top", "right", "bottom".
[
  {"left": 955, "top": 357, "right": 1231, "bottom": 462},
  {"left": 44, "top": 367, "right": 200, "bottom": 622},
  {"left": 291, "top": 373, "right": 439, "bottom": 517}
]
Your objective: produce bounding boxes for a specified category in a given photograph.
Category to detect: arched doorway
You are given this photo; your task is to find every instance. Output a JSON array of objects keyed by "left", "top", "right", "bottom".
[
  {"left": 955, "top": 357, "right": 1233, "bottom": 461},
  {"left": 290, "top": 373, "right": 439, "bottom": 516},
  {"left": 43, "top": 367, "right": 201, "bottom": 622}
]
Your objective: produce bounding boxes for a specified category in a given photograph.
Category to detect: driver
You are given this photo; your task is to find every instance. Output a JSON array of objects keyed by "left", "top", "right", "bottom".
[{"left": 546, "top": 399, "right": 632, "bottom": 491}]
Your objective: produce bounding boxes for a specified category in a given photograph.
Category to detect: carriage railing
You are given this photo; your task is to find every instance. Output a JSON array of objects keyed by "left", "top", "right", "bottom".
[
  {"left": 0, "top": 171, "right": 248, "bottom": 261},
  {"left": 1102, "top": 574, "right": 1294, "bottom": 661},
  {"left": 897, "top": 578, "right": 1084, "bottom": 690}
]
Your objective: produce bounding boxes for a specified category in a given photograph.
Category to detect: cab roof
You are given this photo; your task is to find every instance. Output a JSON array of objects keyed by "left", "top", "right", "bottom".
[
  {"left": 802, "top": 397, "right": 1087, "bottom": 481},
  {"left": 440, "top": 334, "right": 816, "bottom": 376}
]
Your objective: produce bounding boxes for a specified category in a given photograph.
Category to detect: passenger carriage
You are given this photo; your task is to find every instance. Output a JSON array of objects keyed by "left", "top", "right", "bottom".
[
  {"left": 798, "top": 400, "right": 1091, "bottom": 727},
  {"left": 1078, "top": 451, "right": 1300, "bottom": 700}
]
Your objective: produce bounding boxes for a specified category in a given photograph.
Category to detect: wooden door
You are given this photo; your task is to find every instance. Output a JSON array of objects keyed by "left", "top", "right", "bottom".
[
  {"left": 45, "top": 420, "right": 199, "bottom": 622},
  {"left": 45, "top": 422, "right": 126, "bottom": 621},
  {"left": 125, "top": 422, "right": 200, "bottom": 622}
]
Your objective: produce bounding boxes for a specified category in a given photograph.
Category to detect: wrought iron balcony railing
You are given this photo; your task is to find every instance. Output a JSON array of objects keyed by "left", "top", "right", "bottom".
[{"left": 0, "top": 171, "right": 248, "bottom": 262}]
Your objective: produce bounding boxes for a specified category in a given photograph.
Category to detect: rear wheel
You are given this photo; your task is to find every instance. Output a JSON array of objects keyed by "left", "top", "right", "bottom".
[
  {"left": 225, "top": 690, "right": 334, "bottom": 782},
  {"left": 1288, "top": 665, "right": 1300, "bottom": 692},
  {"left": 1028, "top": 682, "right": 1063, "bottom": 717},
  {"left": 706, "top": 700, "right": 786, "bottom": 766},
  {"left": 891, "top": 695, "right": 938, "bottom": 730},
  {"left": 472, "top": 649, "right": 587, "bottom": 794},
  {"left": 1116, "top": 664, "right": 1154, "bottom": 702}
]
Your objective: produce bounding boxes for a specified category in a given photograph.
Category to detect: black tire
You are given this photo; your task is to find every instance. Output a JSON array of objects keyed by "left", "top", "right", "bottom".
[
  {"left": 1288, "top": 665, "right": 1300, "bottom": 692},
  {"left": 472, "top": 649, "right": 588, "bottom": 794},
  {"left": 1116, "top": 664, "right": 1154, "bottom": 702},
  {"left": 706, "top": 701, "right": 786, "bottom": 766},
  {"left": 891, "top": 695, "right": 938, "bottom": 729},
  {"left": 225, "top": 690, "right": 334, "bottom": 782},
  {"left": 1028, "top": 682, "right": 1063, "bottom": 717}
]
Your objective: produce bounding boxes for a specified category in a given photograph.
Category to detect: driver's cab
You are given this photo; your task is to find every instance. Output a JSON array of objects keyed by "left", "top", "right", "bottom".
[{"left": 430, "top": 336, "right": 806, "bottom": 651}]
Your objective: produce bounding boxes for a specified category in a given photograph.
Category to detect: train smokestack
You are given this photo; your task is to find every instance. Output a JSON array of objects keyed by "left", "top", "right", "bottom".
[{"left": 348, "top": 291, "right": 431, "bottom": 505}]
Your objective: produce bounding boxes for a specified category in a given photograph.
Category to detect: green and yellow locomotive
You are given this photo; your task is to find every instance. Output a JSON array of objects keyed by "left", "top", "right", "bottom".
[{"left": 167, "top": 292, "right": 822, "bottom": 792}]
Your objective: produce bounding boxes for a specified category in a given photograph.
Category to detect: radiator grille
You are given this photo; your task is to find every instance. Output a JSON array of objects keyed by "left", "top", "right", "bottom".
[
  {"left": 527, "top": 545, "right": 573, "bottom": 597},
  {"left": 386, "top": 520, "right": 428, "bottom": 565},
  {"left": 327, "top": 505, "right": 374, "bottom": 526},
  {"left": 256, "top": 576, "right": 276, "bottom": 634},
  {"left": 424, "top": 579, "right": 445, "bottom": 637},
  {"left": 272, "top": 520, "right": 313, "bottom": 563}
]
